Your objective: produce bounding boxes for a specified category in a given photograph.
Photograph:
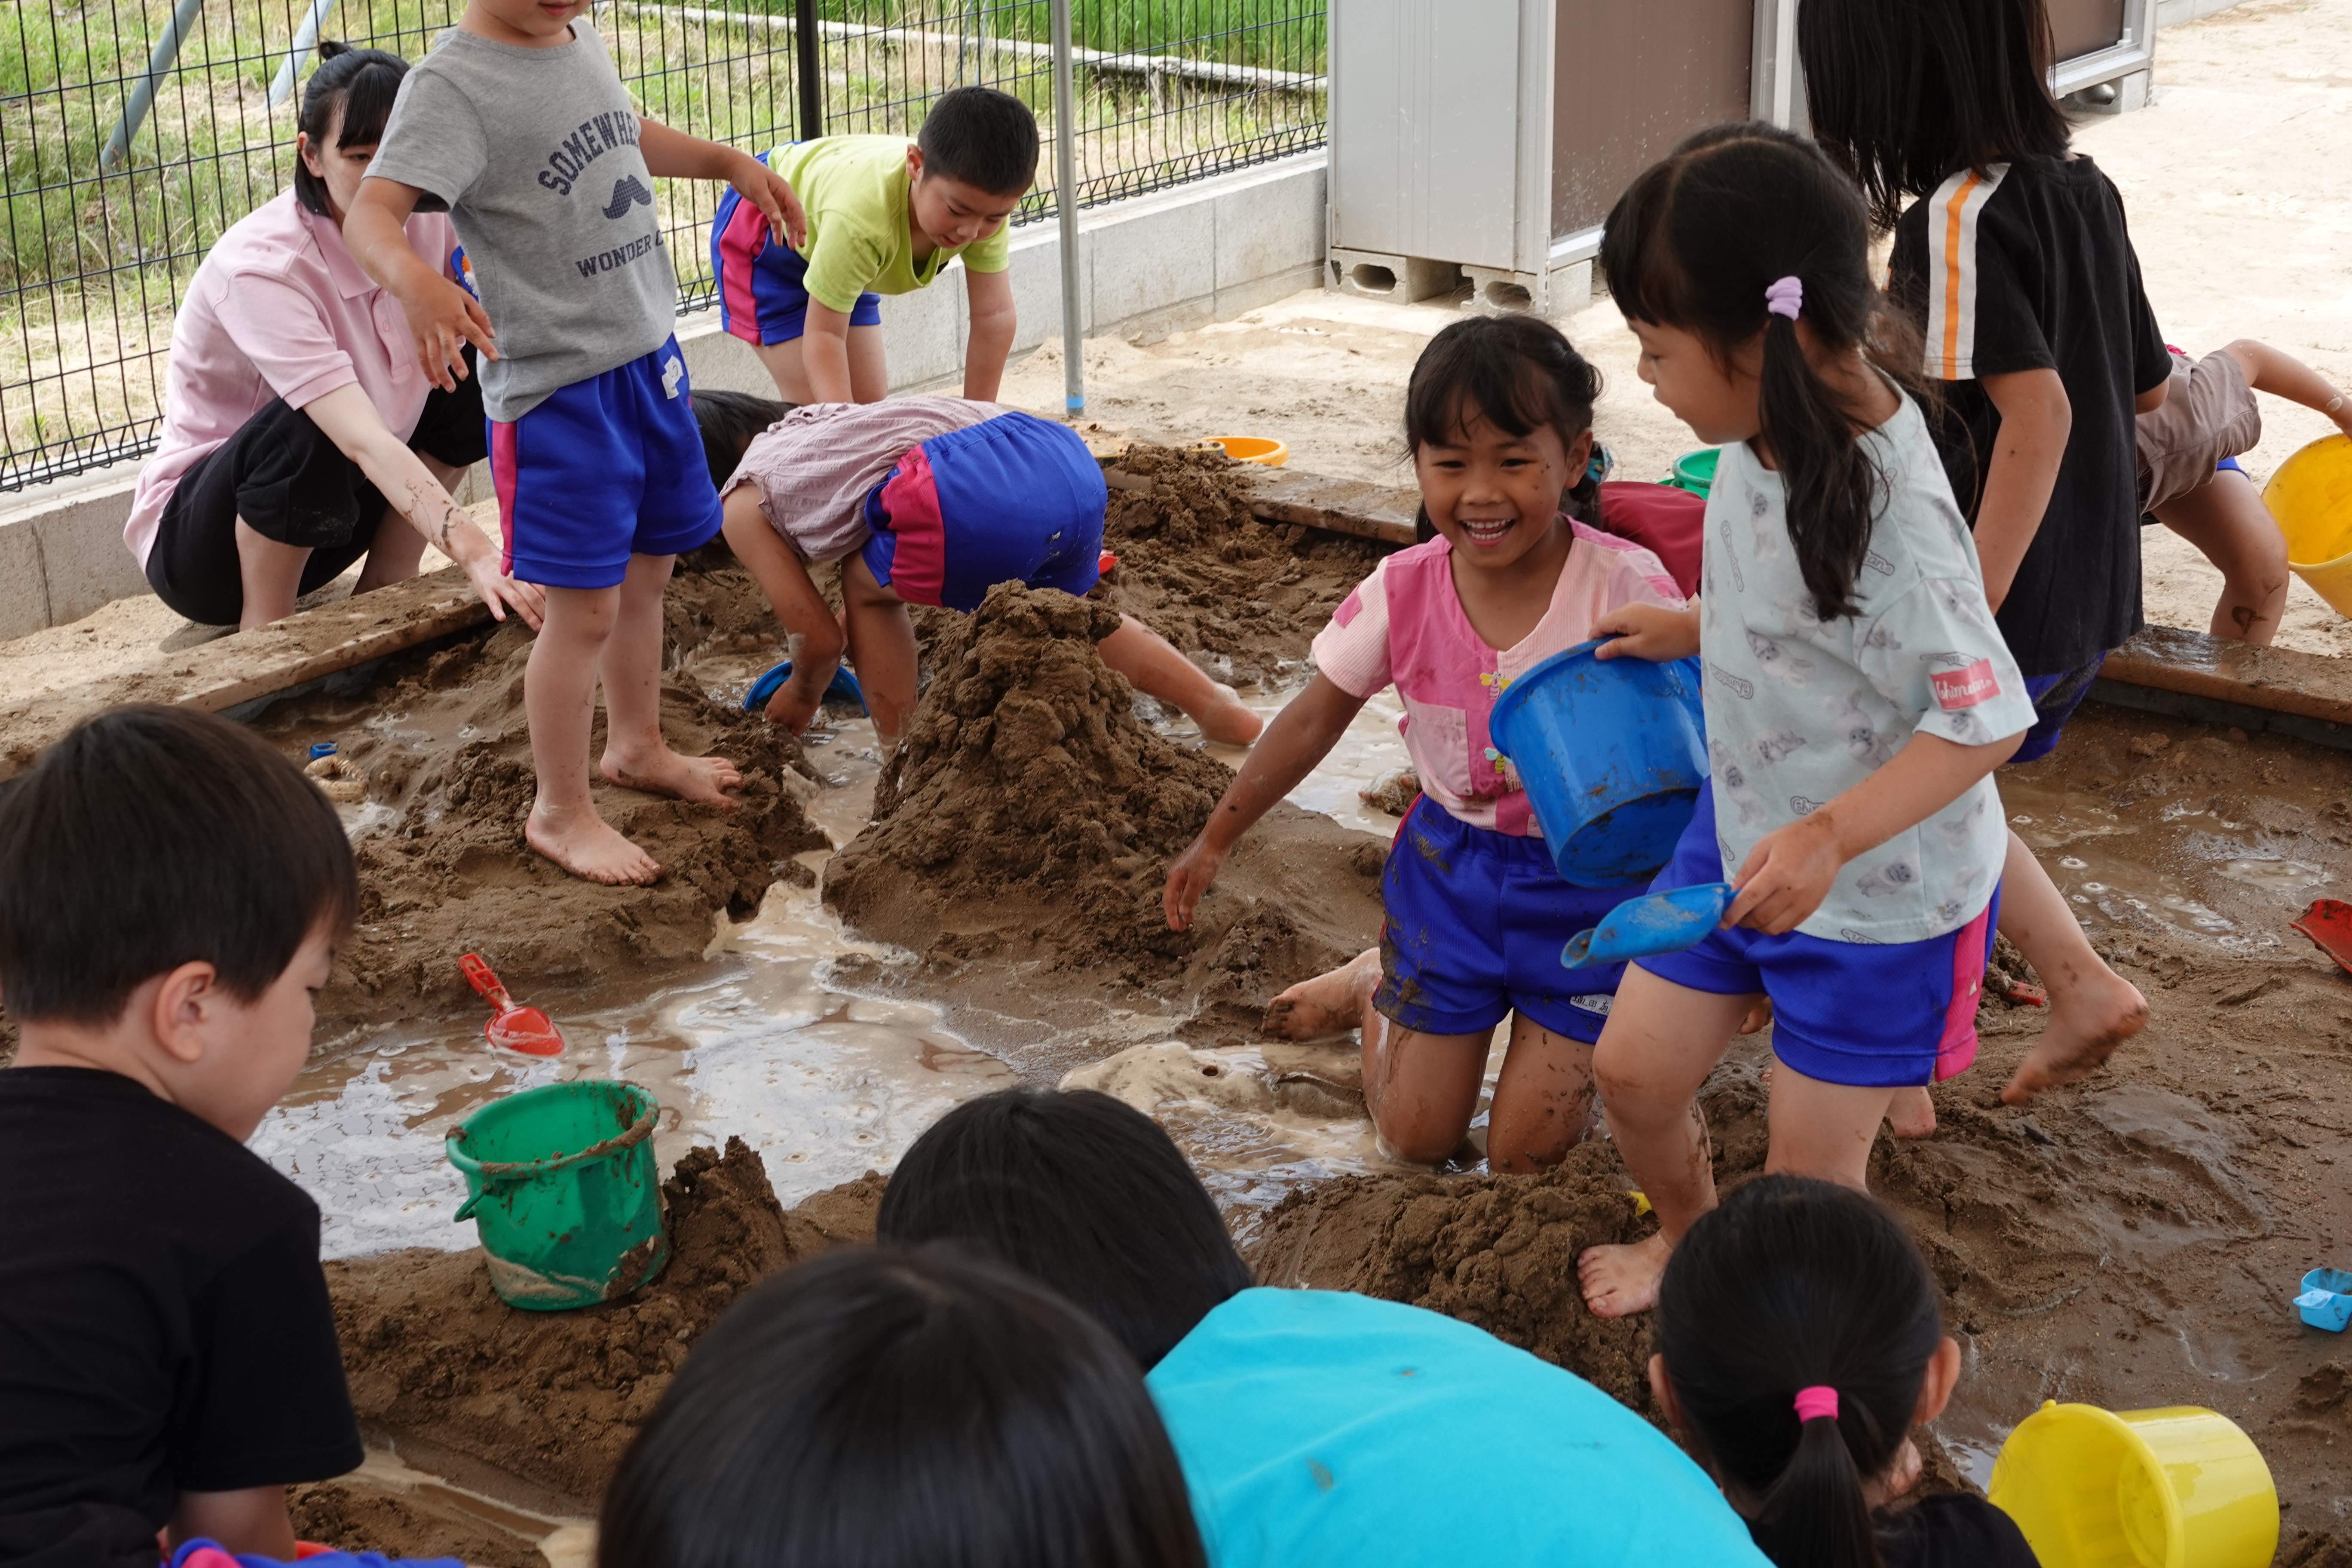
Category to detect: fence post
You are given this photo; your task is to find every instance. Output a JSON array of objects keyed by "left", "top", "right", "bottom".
[
  {"left": 99, "top": 0, "right": 209, "bottom": 173},
  {"left": 795, "top": 0, "right": 823, "bottom": 140},
  {"left": 267, "top": 0, "right": 341, "bottom": 107},
  {"left": 1050, "top": 0, "right": 1083, "bottom": 417}
]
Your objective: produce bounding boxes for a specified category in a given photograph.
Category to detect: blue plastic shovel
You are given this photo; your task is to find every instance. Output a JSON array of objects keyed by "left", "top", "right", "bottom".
[
  {"left": 743, "top": 659, "right": 866, "bottom": 715},
  {"left": 1561, "top": 882, "right": 1736, "bottom": 970}
]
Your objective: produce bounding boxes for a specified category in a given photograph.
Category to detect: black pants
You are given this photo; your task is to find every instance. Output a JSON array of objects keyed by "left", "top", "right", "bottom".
[{"left": 146, "top": 368, "right": 487, "bottom": 626}]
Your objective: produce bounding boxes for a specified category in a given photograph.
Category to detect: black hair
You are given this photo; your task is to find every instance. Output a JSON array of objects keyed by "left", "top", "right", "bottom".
[
  {"left": 598, "top": 1244, "right": 1207, "bottom": 1568},
  {"left": 1655, "top": 1176, "right": 1945, "bottom": 1568},
  {"left": 875, "top": 1087, "right": 1250, "bottom": 1369},
  {"left": 690, "top": 388, "right": 795, "bottom": 491},
  {"left": 916, "top": 86, "right": 1041, "bottom": 198},
  {"left": 1798, "top": 0, "right": 2073, "bottom": 234},
  {"left": 1402, "top": 313, "right": 1605, "bottom": 545},
  {"left": 293, "top": 41, "right": 409, "bottom": 217},
  {"left": 0, "top": 705, "right": 359, "bottom": 1024},
  {"left": 1601, "top": 122, "right": 1927, "bottom": 622}
]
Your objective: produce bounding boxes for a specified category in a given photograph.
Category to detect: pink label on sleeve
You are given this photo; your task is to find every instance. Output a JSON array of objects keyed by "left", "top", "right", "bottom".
[{"left": 1930, "top": 658, "right": 1999, "bottom": 708}]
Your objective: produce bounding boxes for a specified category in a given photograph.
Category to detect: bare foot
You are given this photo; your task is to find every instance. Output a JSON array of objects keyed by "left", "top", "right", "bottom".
[
  {"left": 1197, "top": 695, "right": 1264, "bottom": 747},
  {"left": 1737, "top": 996, "right": 1774, "bottom": 1035},
  {"left": 1888, "top": 1085, "right": 1937, "bottom": 1138},
  {"left": 600, "top": 746, "right": 743, "bottom": 808},
  {"left": 1262, "top": 948, "right": 1381, "bottom": 1040},
  {"left": 2001, "top": 974, "right": 2147, "bottom": 1104},
  {"left": 1578, "top": 1232, "right": 1671, "bottom": 1319},
  {"left": 527, "top": 800, "right": 661, "bottom": 886}
]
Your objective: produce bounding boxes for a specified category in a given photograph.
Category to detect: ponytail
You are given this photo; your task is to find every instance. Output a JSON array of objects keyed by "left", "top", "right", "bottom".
[
  {"left": 1654, "top": 1176, "right": 1944, "bottom": 1568},
  {"left": 1599, "top": 121, "right": 1931, "bottom": 622}
]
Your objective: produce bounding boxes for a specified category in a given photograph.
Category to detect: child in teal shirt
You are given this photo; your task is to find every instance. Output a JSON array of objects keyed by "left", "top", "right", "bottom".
[{"left": 712, "top": 87, "right": 1036, "bottom": 405}]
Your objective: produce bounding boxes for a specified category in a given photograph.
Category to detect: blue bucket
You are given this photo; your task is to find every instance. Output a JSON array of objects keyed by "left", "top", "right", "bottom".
[{"left": 1488, "top": 640, "right": 1707, "bottom": 886}]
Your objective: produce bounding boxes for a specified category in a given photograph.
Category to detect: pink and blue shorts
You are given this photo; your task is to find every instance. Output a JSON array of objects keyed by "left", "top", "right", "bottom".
[
  {"left": 489, "top": 337, "right": 723, "bottom": 589},
  {"left": 712, "top": 153, "right": 885, "bottom": 344},
  {"left": 1634, "top": 783, "right": 1998, "bottom": 1087},
  {"left": 1373, "top": 795, "right": 1647, "bottom": 1044},
  {"left": 859, "top": 411, "right": 1106, "bottom": 611}
]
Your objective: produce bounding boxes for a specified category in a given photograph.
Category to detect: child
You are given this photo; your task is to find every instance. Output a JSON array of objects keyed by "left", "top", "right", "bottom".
[
  {"left": 344, "top": 0, "right": 809, "bottom": 887},
  {"left": 1653, "top": 1176, "right": 2039, "bottom": 1568},
  {"left": 695, "top": 390, "right": 1262, "bottom": 747},
  {"left": 1573, "top": 124, "right": 2033, "bottom": 1320},
  {"left": 0, "top": 707, "right": 363, "bottom": 1565},
  {"left": 876, "top": 1087, "right": 1773, "bottom": 1568},
  {"left": 1801, "top": 0, "right": 2164, "bottom": 1103},
  {"left": 2139, "top": 338, "right": 2352, "bottom": 643},
  {"left": 712, "top": 87, "right": 1035, "bottom": 405},
  {"left": 1161, "top": 314, "right": 1690, "bottom": 1173},
  {"left": 597, "top": 1245, "right": 1207, "bottom": 1568}
]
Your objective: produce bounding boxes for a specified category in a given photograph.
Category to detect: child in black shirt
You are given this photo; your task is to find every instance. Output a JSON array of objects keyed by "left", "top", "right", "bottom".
[
  {"left": 1651, "top": 1176, "right": 2043, "bottom": 1568},
  {"left": 0, "top": 707, "right": 365, "bottom": 1567},
  {"left": 1799, "top": 0, "right": 2158, "bottom": 1116}
]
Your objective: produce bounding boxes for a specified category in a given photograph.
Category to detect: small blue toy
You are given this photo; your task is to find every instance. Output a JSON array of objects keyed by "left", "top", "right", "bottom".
[
  {"left": 743, "top": 659, "right": 866, "bottom": 715},
  {"left": 307, "top": 741, "right": 338, "bottom": 760},
  {"left": 2296, "top": 1268, "right": 2352, "bottom": 1332},
  {"left": 1562, "top": 882, "right": 1736, "bottom": 970}
]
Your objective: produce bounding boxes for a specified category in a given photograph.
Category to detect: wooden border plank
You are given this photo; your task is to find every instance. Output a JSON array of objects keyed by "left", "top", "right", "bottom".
[{"left": 2097, "top": 625, "right": 2352, "bottom": 729}]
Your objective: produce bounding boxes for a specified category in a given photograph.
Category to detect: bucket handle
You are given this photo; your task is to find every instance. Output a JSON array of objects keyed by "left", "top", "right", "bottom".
[{"left": 448, "top": 1096, "right": 659, "bottom": 1222}]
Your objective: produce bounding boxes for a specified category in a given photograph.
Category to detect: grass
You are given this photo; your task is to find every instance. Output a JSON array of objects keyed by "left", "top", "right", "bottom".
[{"left": 0, "top": 0, "right": 1323, "bottom": 483}]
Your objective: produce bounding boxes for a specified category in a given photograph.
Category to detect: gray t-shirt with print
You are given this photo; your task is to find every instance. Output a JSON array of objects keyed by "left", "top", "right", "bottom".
[
  {"left": 1699, "top": 393, "right": 2036, "bottom": 945},
  {"left": 370, "top": 21, "right": 675, "bottom": 420}
]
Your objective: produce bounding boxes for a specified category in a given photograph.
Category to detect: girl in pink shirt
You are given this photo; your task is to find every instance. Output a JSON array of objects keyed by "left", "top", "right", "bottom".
[{"left": 1163, "top": 316, "right": 1687, "bottom": 1172}]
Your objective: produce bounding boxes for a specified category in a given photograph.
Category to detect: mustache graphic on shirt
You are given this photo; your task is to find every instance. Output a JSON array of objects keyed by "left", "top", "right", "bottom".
[{"left": 603, "top": 176, "right": 655, "bottom": 219}]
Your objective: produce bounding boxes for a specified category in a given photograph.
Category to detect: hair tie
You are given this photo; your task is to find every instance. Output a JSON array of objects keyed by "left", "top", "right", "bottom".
[
  {"left": 1765, "top": 276, "right": 1804, "bottom": 322},
  {"left": 1793, "top": 1385, "right": 1839, "bottom": 1423}
]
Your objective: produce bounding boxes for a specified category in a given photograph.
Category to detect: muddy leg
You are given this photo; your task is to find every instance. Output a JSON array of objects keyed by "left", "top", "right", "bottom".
[
  {"left": 597, "top": 552, "right": 744, "bottom": 807},
  {"left": 1487, "top": 1013, "right": 1599, "bottom": 1172},
  {"left": 1765, "top": 1057, "right": 1897, "bottom": 1188},
  {"left": 1577, "top": 965, "right": 1752, "bottom": 1319},
  {"left": 1099, "top": 615, "right": 1262, "bottom": 745},
  {"left": 524, "top": 583, "right": 661, "bottom": 885},
  {"left": 1888, "top": 1085, "right": 1937, "bottom": 1138},
  {"left": 1995, "top": 828, "right": 2146, "bottom": 1103},
  {"left": 1264, "top": 946, "right": 1380, "bottom": 1039},
  {"left": 1359, "top": 988, "right": 1488, "bottom": 1165}
]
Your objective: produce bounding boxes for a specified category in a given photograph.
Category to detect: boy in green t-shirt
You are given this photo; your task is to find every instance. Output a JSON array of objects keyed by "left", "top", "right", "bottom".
[{"left": 711, "top": 87, "right": 1037, "bottom": 405}]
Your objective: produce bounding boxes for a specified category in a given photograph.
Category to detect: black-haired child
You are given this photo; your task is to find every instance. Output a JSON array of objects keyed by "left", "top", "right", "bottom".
[
  {"left": 876, "top": 1087, "right": 1772, "bottom": 1568},
  {"left": 1575, "top": 124, "right": 2032, "bottom": 1319},
  {"left": 1163, "top": 313, "right": 1692, "bottom": 1173},
  {"left": 1653, "top": 1175, "right": 2039, "bottom": 1568},
  {"left": 714, "top": 86, "right": 1038, "bottom": 406},
  {"left": 0, "top": 707, "right": 363, "bottom": 1564},
  {"left": 694, "top": 390, "right": 1262, "bottom": 748},
  {"left": 1800, "top": 0, "right": 2164, "bottom": 1104},
  {"left": 600, "top": 1244, "right": 1206, "bottom": 1568}
]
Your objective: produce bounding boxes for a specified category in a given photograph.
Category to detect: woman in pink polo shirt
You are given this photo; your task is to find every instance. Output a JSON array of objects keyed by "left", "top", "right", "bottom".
[{"left": 126, "top": 43, "right": 540, "bottom": 631}]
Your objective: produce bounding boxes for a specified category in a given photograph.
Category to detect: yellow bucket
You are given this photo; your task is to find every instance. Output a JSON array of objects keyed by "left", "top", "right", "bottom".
[
  {"left": 1988, "top": 1401, "right": 2277, "bottom": 1568},
  {"left": 1206, "top": 436, "right": 1288, "bottom": 467},
  {"left": 2263, "top": 434, "right": 2352, "bottom": 617}
]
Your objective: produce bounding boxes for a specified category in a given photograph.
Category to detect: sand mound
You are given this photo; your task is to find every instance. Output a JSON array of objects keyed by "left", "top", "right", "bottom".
[
  {"left": 249, "top": 604, "right": 829, "bottom": 1033},
  {"left": 329, "top": 1139, "right": 883, "bottom": 1505},
  {"left": 288, "top": 1478, "right": 547, "bottom": 1568}
]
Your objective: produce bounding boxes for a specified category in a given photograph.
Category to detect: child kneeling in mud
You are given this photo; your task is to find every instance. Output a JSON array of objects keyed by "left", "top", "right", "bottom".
[
  {"left": 695, "top": 390, "right": 1261, "bottom": 749},
  {"left": 1162, "top": 314, "right": 1690, "bottom": 1173}
]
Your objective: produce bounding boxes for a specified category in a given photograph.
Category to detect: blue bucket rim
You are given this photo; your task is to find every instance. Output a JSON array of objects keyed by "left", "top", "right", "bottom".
[
  {"left": 1488, "top": 637, "right": 1611, "bottom": 752},
  {"left": 445, "top": 1078, "right": 658, "bottom": 1187}
]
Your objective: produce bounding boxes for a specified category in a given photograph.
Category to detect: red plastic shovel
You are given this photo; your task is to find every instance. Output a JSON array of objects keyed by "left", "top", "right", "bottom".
[
  {"left": 2294, "top": 898, "right": 2352, "bottom": 977},
  {"left": 457, "top": 953, "right": 566, "bottom": 1057}
]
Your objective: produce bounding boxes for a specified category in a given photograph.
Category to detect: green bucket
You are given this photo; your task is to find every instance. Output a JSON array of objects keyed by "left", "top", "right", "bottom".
[
  {"left": 1663, "top": 447, "right": 1720, "bottom": 498},
  {"left": 446, "top": 1079, "right": 668, "bottom": 1311}
]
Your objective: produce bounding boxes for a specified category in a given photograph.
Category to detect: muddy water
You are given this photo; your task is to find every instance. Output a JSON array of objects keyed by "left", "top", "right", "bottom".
[{"left": 265, "top": 673, "right": 1415, "bottom": 1259}]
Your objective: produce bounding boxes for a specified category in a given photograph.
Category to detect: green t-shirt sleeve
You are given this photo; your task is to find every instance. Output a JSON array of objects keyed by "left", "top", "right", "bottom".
[
  {"left": 961, "top": 221, "right": 1012, "bottom": 274},
  {"left": 798, "top": 202, "right": 894, "bottom": 315}
]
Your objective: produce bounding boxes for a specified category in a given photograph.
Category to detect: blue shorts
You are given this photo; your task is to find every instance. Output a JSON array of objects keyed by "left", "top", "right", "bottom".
[
  {"left": 2011, "top": 659, "right": 2103, "bottom": 764},
  {"left": 1634, "top": 783, "right": 1999, "bottom": 1087},
  {"left": 489, "top": 338, "right": 723, "bottom": 589},
  {"left": 712, "top": 153, "right": 885, "bottom": 345},
  {"left": 860, "top": 411, "right": 1106, "bottom": 612},
  {"left": 1373, "top": 795, "right": 1646, "bottom": 1043}
]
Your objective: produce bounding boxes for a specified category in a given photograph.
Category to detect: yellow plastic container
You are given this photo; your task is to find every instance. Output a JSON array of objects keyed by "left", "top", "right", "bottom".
[
  {"left": 1988, "top": 1401, "right": 2277, "bottom": 1568},
  {"left": 2263, "top": 434, "right": 2352, "bottom": 618},
  {"left": 1208, "top": 436, "right": 1288, "bottom": 467}
]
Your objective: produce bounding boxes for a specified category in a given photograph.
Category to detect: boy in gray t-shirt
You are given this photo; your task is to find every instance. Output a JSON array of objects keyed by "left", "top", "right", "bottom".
[{"left": 346, "top": 0, "right": 807, "bottom": 887}]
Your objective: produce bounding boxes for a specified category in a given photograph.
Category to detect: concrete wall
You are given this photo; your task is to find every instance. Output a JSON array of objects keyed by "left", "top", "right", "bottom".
[{"left": 0, "top": 150, "right": 1328, "bottom": 642}]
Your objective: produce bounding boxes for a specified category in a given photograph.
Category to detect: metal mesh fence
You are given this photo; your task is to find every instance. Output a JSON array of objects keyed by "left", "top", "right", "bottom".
[{"left": 1, "top": 0, "right": 1324, "bottom": 490}]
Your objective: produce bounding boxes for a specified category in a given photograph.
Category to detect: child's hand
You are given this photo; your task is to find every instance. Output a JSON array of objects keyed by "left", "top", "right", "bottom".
[
  {"left": 1592, "top": 602, "right": 1701, "bottom": 662},
  {"left": 1724, "top": 813, "right": 1844, "bottom": 933},
  {"left": 1163, "top": 835, "right": 1229, "bottom": 931},
  {"left": 762, "top": 666, "right": 831, "bottom": 735},
  {"left": 728, "top": 150, "right": 808, "bottom": 252},
  {"left": 395, "top": 274, "right": 496, "bottom": 392}
]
